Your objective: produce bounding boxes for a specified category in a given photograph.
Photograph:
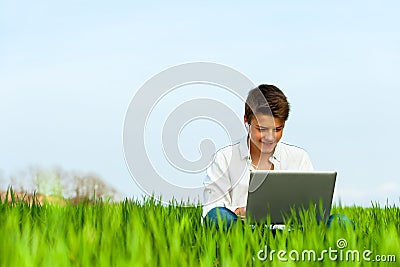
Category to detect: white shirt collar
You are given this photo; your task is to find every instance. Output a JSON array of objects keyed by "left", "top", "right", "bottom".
[{"left": 238, "top": 135, "right": 249, "bottom": 160}]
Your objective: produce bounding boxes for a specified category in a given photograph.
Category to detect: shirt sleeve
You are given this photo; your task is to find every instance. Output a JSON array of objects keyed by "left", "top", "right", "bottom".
[
  {"left": 299, "top": 151, "right": 314, "bottom": 171},
  {"left": 202, "top": 151, "right": 233, "bottom": 218}
]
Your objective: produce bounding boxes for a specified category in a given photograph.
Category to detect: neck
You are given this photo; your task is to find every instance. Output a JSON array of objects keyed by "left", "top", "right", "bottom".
[{"left": 251, "top": 152, "right": 272, "bottom": 166}]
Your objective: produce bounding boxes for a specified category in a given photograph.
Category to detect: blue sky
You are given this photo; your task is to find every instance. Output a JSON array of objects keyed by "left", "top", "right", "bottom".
[{"left": 1, "top": 1, "right": 399, "bottom": 206}]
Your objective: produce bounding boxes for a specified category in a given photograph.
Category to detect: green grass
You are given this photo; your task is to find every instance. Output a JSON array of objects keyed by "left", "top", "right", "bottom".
[{"left": 1, "top": 191, "right": 399, "bottom": 267}]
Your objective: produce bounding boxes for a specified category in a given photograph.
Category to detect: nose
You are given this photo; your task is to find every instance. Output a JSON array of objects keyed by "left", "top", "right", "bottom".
[{"left": 262, "top": 129, "right": 275, "bottom": 141}]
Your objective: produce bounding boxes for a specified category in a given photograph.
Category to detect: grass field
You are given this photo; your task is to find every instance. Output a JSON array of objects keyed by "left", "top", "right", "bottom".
[{"left": 1, "top": 191, "right": 399, "bottom": 267}]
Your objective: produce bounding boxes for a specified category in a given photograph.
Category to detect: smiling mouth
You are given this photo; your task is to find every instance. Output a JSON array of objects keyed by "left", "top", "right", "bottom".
[{"left": 261, "top": 141, "right": 274, "bottom": 146}]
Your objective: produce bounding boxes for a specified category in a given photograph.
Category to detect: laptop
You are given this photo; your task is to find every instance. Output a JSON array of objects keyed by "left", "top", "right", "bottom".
[{"left": 246, "top": 170, "right": 337, "bottom": 224}]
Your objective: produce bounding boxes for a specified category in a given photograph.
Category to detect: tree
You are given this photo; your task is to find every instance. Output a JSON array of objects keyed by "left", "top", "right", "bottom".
[
  {"left": 5, "top": 166, "right": 118, "bottom": 203},
  {"left": 70, "top": 173, "right": 117, "bottom": 203}
]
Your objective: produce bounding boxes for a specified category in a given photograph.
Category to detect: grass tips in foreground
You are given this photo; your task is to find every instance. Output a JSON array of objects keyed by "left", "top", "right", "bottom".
[{"left": 1, "top": 193, "right": 399, "bottom": 266}]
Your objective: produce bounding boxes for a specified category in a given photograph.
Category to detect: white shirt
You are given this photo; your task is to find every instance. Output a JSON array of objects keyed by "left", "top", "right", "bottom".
[{"left": 202, "top": 135, "right": 314, "bottom": 218}]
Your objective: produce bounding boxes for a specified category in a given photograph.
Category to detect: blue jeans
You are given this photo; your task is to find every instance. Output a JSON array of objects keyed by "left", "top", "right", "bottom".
[
  {"left": 204, "top": 207, "right": 355, "bottom": 230},
  {"left": 204, "top": 207, "right": 239, "bottom": 230}
]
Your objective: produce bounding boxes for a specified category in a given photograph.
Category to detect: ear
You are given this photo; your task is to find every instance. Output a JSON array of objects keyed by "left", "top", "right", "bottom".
[{"left": 244, "top": 115, "right": 250, "bottom": 133}]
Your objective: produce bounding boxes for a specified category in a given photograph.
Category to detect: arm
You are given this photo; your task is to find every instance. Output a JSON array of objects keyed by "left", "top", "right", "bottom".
[
  {"left": 300, "top": 151, "right": 314, "bottom": 171},
  {"left": 202, "top": 152, "right": 233, "bottom": 218}
]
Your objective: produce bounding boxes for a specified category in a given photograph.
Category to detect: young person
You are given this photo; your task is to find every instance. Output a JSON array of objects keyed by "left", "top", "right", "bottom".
[{"left": 202, "top": 84, "right": 314, "bottom": 227}]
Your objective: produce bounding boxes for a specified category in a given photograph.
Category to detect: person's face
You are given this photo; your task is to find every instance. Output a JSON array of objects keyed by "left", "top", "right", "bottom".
[{"left": 245, "top": 113, "right": 285, "bottom": 156}]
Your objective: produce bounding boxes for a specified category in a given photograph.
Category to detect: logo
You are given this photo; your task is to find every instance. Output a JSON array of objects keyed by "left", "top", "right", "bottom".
[{"left": 123, "top": 62, "right": 257, "bottom": 205}]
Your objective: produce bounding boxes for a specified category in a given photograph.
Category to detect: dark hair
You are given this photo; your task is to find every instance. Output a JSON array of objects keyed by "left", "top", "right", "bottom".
[{"left": 245, "top": 84, "right": 290, "bottom": 122}]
